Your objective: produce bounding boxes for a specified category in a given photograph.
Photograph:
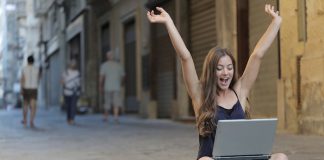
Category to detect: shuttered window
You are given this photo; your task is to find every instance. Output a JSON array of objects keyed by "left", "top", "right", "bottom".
[
  {"left": 249, "top": 0, "right": 279, "bottom": 117},
  {"left": 151, "top": 0, "right": 176, "bottom": 118},
  {"left": 189, "top": 0, "right": 217, "bottom": 76}
]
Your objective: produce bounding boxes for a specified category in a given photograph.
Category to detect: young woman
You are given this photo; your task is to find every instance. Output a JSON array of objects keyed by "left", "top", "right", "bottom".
[{"left": 147, "top": 4, "right": 288, "bottom": 160}]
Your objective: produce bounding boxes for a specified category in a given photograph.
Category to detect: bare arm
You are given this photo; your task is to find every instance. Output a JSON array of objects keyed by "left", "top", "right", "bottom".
[
  {"left": 99, "top": 75, "right": 105, "bottom": 94},
  {"left": 61, "top": 72, "right": 65, "bottom": 85},
  {"left": 147, "top": 7, "right": 201, "bottom": 108},
  {"left": 238, "top": 4, "right": 282, "bottom": 97},
  {"left": 20, "top": 72, "right": 25, "bottom": 95}
]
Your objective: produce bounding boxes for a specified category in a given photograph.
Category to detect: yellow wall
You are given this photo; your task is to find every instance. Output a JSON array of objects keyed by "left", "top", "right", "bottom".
[
  {"left": 280, "top": 0, "right": 301, "bottom": 133},
  {"left": 281, "top": 0, "right": 324, "bottom": 135}
]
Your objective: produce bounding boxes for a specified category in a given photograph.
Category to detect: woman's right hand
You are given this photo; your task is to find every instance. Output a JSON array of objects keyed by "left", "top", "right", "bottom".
[
  {"left": 147, "top": 7, "right": 172, "bottom": 24},
  {"left": 147, "top": 7, "right": 200, "bottom": 109}
]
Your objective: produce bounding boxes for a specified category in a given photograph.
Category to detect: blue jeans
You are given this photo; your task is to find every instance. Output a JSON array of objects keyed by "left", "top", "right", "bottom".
[{"left": 64, "top": 95, "right": 78, "bottom": 121}]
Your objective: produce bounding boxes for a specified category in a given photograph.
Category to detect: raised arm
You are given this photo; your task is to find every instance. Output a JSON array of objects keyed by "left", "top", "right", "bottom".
[
  {"left": 147, "top": 7, "right": 201, "bottom": 103},
  {"left": 238, "top": 4, "right": 282, "bottom": 97}
]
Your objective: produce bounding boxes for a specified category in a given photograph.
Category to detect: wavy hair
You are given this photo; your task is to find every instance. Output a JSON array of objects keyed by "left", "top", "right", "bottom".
[{"left": 197, "top": 47, "right": 241, "bottom": 136}]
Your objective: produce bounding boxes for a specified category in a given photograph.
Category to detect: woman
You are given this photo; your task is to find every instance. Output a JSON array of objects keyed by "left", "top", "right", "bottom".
[
  {"left": 61, "top": 59, "right": 80, "bottom": 125},
  {"left": 147, "top": 4, "right": 288, "bottom": 160}
]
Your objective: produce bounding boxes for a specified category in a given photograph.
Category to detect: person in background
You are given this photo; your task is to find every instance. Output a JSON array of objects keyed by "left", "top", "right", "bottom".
[
  {"left": 99, "top": 51, "right": 125, "bottom": 123},
  {"left": 20, "top": 55, "right": 41, "bottom": 128},
  {"left": 61, "top": 59, "right": 80, "bottom": 125}
]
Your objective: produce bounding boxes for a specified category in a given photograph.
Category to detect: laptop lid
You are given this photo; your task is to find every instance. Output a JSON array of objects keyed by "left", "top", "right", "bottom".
[{"left": 213, "top": 118, "right": 277, "bottom": 157}]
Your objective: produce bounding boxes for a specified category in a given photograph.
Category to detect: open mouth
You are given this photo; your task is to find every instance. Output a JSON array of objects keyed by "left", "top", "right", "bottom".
[{"left": 219, "top": 77, "right": 230, "bottom": 86}]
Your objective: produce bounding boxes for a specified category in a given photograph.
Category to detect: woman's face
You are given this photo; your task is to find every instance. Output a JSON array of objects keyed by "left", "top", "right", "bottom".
[{"left": 216, "top": 55, "right": 234, "bottom": 90}]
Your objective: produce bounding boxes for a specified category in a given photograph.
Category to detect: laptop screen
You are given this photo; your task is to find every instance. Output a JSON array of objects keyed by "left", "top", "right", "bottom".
[{"left": 213, "top": 118, "right": 277, "bottom": 157}]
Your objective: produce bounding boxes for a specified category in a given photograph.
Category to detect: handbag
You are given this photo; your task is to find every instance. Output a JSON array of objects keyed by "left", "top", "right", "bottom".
[{"left": 63, "top": 72, "right": 81, "bottom": 96}]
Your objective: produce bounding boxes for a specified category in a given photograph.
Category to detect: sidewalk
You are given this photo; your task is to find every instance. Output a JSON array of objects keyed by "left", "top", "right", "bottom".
[{"left": 0, "top": 107, "right": 323, "bottom": 160}]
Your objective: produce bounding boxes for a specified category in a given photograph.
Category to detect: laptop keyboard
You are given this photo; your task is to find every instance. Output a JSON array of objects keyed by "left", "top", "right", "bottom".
[{"left": 214, "top": 155, "right": 271, "bottom": 160}]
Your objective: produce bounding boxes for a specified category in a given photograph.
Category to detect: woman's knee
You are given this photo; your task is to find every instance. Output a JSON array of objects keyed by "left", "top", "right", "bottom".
[
  {"left": 271, "top": 153, "right": 288, "bottom": 160},
  {"left": 198, "top": 156, "right": 213, "bottom": 160}
]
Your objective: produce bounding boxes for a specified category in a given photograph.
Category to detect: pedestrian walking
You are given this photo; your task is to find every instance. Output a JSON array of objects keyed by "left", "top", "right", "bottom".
[
  {"left": 99, "top": 51, "right": 125, "bottom": 123},
  {"left": 61, "top": 59, "right": 80, "bottom": 125},
  {"left": 20, "top": 55, "right": 40, "bottom": 128},
  {"left": 147, "top": 4, "right": 288, "bottom": 160}
]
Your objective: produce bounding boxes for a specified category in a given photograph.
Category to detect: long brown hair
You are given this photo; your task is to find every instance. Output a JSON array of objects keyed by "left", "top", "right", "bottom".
[{"left": 196, "top": 47, "right": 238, "bottom": 136}]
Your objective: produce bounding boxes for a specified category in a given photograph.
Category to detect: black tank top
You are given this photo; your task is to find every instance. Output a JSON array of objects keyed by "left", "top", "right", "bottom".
[{"left": 197, "top": 90, "right": 245, "bottom": 159}]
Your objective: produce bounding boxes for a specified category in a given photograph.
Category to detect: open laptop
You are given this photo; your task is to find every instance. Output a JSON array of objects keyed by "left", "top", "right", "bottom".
[{"left": 213, "top": 118, "right": 278, "bottom": 160}]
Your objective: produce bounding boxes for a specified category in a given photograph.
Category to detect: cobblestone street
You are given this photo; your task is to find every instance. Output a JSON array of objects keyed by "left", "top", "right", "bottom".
[{"left": 0, "top": 108, "right": 324, "bottom": 160}]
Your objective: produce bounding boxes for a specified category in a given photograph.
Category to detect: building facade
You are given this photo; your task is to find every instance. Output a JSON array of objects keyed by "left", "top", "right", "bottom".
[
  {"left": 34, "top": 0, "right": 64, "bottom": 108},
  {"left": 32, "top": 0, "right": 324, "bottom": 136},
  {"left": 0, "top": 0, "right": 27, "bottom": 108},
  {"left": 280, "top": 0, "right": 324, "bottom": 135}
]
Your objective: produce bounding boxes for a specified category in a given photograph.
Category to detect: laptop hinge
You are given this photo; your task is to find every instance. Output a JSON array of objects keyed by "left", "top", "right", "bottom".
[{"left": 214, "top": 154, "right": 271, "bottom": 160}]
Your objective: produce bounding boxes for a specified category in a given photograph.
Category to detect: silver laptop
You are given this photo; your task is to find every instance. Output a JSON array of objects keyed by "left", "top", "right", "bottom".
[{"left": 213, "top": 118, "right": 277, "bottom": 160}]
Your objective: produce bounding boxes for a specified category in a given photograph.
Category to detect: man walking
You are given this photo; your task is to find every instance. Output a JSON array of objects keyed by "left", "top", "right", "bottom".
[
  {"left": 20, "top": 55, "right": 40, "bottom": 128},
  {"left": 99, "top": 51, "right": 125, "bottom": 123}
]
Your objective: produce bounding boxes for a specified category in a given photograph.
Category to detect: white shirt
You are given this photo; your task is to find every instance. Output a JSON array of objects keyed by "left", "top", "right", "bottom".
[
  {"left": 62, "top": 69, "right": 80, "bottom": 96},
  {"left": 22, "top": 65, "right": 40, "bottom": 89},
  {"left": 100, "top": 61, "right": 125, "bottom": 92}
]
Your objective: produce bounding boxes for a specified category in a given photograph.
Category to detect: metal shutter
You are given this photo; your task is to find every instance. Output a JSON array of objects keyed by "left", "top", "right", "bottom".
[
  {"left": 124, "top": 19, "right": 139, "bottom": 113},
  {"left": 189, "top": 0, "right": 217, "bottom": 76},
  {"left": 47, "top": 51, "right": 61, "bottom": 106},
  {"left": 249, "top": 0, "right": 279, "bottom": 117},
  {"left": 151, "top": 1, "right": 176, "bottom": 118}
]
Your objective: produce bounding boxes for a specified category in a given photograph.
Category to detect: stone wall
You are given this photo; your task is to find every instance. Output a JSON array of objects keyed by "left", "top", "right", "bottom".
[{"left": 281, "top": 0, "right": 324, "bottom": 135}]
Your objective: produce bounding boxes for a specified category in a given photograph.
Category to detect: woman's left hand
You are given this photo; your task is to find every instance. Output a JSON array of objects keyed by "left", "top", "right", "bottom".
[{"left": 265, "top": 4, "right": 282, "bottom": 23}]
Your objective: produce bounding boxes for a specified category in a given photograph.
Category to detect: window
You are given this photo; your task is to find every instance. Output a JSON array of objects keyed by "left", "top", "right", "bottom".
[{"left": 298, "top": 0, "right": 307, "bottom": 41}]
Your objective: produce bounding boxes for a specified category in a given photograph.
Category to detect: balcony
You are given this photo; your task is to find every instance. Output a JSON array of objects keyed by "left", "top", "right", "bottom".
[{"left": 34, "top": 0, "right": 55, "bottom": 17}]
